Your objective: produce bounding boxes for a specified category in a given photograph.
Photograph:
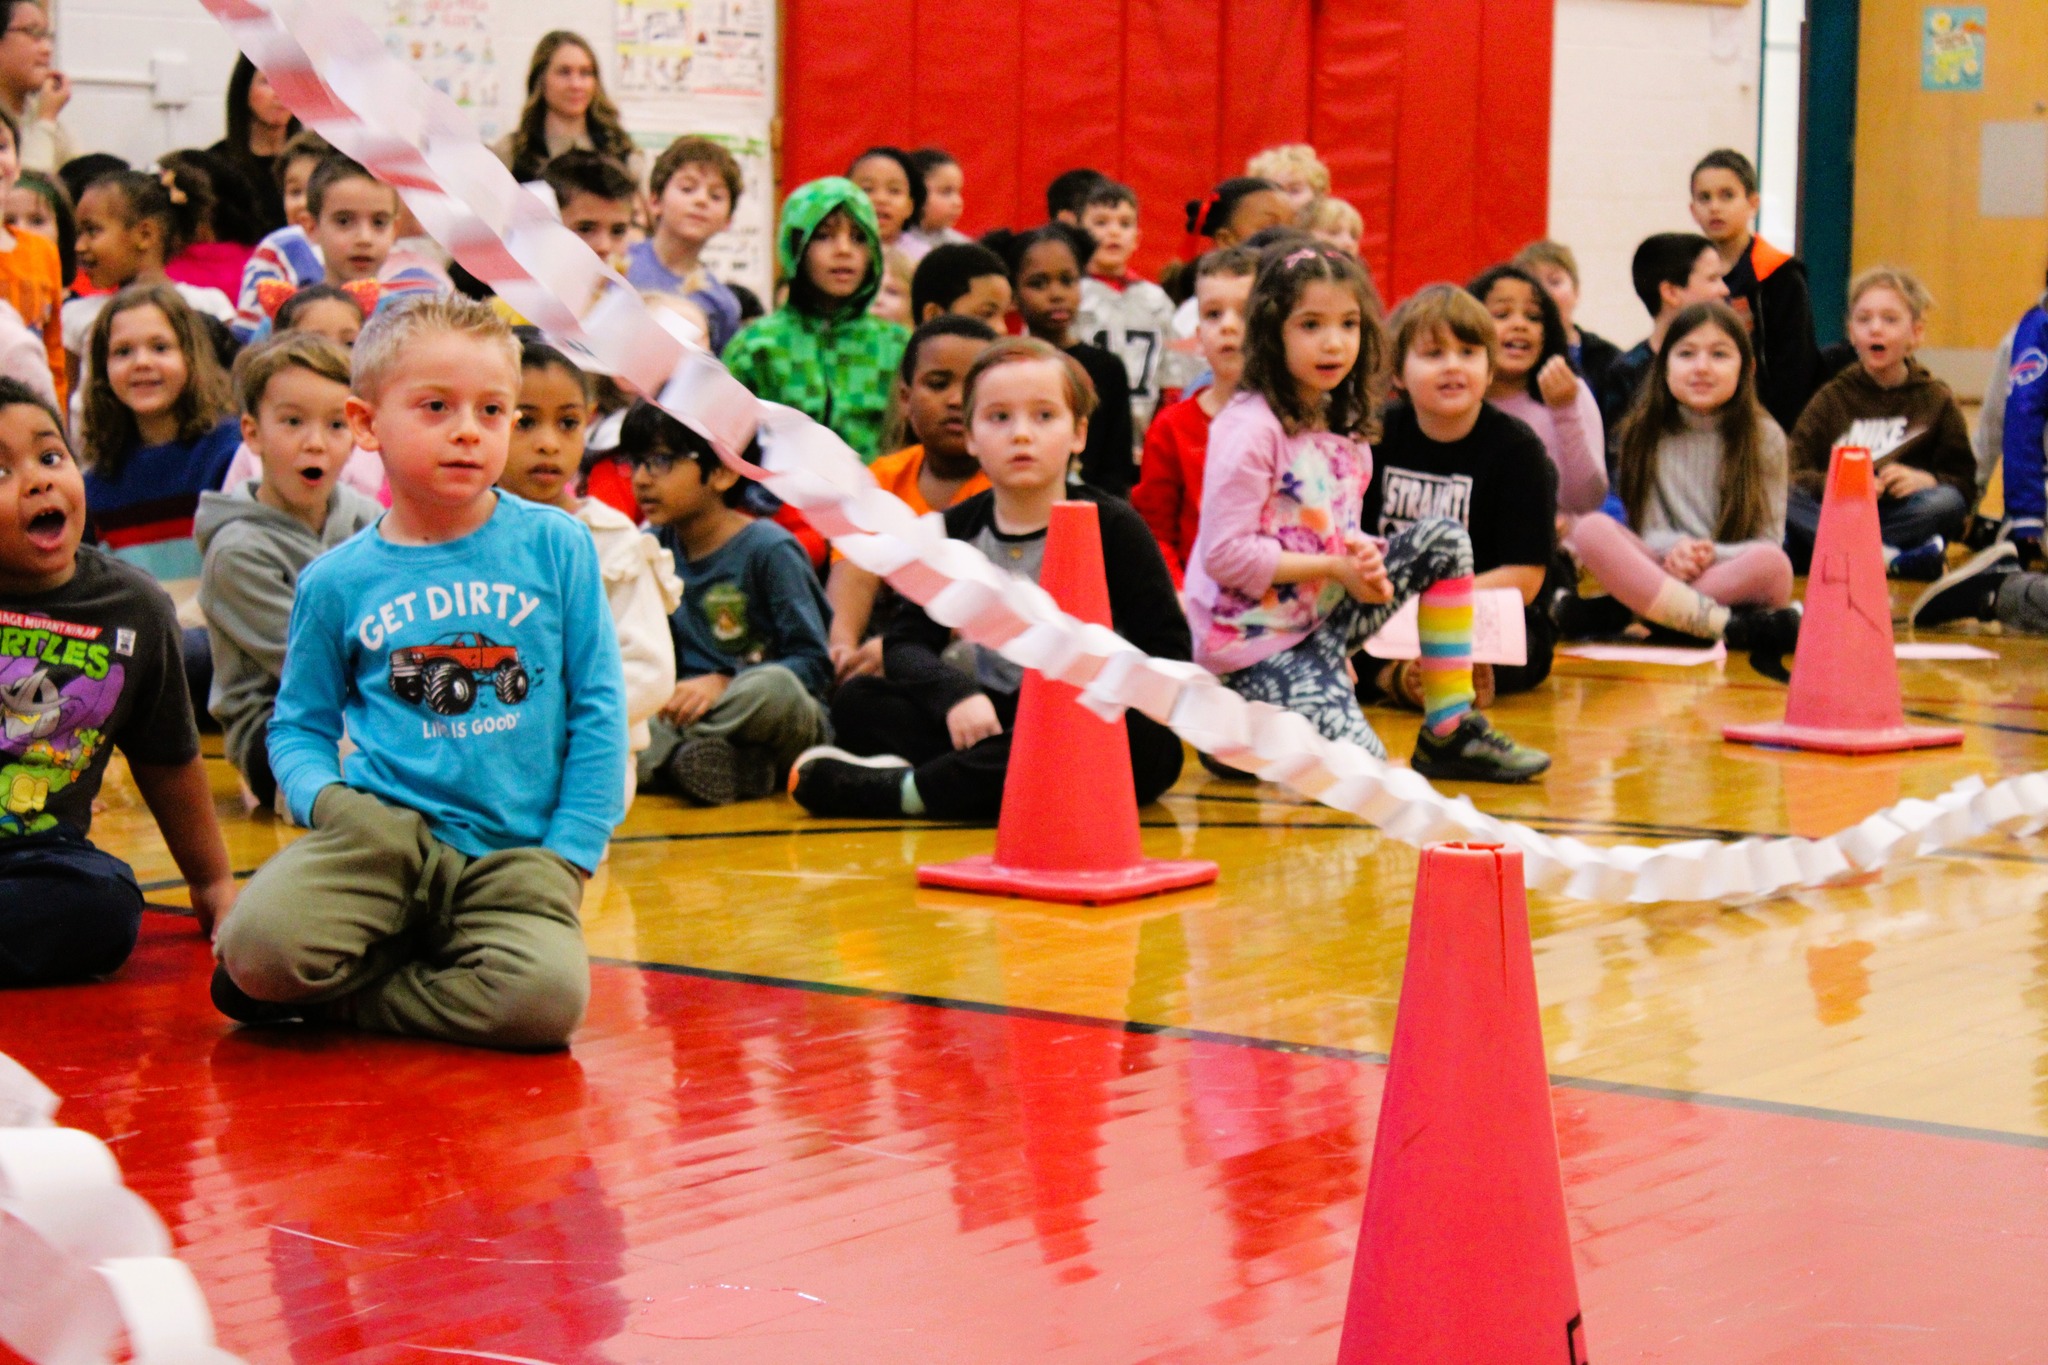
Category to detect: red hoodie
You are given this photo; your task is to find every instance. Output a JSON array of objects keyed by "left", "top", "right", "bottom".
[{"left": 1130, "top": 394, "right": 1213, "bottom": 587}]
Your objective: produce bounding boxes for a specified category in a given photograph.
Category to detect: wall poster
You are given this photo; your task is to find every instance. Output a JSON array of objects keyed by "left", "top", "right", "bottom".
[
  {"left": 1921, "top": 6, "right": 1986, "bottom": 92},
  {"left": 383, "top": 0, "right": 505, "bottom": 139}
]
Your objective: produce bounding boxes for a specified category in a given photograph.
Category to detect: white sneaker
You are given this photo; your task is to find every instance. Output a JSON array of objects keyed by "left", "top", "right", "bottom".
[{"left": 789, "top": 744, "right": 913, "bottom": 776}]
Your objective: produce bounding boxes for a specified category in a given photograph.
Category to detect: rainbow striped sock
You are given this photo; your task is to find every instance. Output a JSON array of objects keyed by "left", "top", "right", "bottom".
[{"left": 1418, "top": 576, "right": 1475, "bottom": 735}]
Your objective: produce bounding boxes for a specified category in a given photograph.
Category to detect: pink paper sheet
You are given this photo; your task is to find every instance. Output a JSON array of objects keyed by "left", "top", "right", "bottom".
[{"left": 1557, "top": 641, "right": 1727, "bottom": 666}]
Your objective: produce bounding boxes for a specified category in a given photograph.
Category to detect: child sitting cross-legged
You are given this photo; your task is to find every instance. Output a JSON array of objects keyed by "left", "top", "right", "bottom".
[
  {"left": 497, "top": 335, "right": 681, "bottom": 807},
  {"left": 1785, "top": 266, "right": 1974, "bottom": 580},
  {"left": 624, "top": 402, "right": 831, "bottom": 806},
  {"left": 1185, "top": 243, "right": 1549, "bottom": 783},
  {"left": 791, "top": 336, "right": 1190, "bottom": 820},
  {"left": 1554, "top": 301, "right": 1802, "bottom": 658},
  {"left": 0, "top": 377, "right": 236, "bottom": 983},
  {"left": 196, "top": 333, "right": 380, "bottom": 812},
  {"left": 212, "top": 295, "right": 628, "bottom": 1049},
  {"left": 1357, "top": 284, "right": 1560, "bottom": 709}
]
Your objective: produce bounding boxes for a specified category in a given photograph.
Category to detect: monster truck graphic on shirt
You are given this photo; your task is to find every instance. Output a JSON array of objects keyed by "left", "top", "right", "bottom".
[
  {"left": 0, "top": 657, "right": 119, "bottom": 836},
  {"left": 389, "top": 631, "right": 530, "bottom": 716}
]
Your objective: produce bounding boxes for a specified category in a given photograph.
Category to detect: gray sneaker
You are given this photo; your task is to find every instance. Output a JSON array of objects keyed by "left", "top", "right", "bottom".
[
  {"left": 667, "top": 737, "right": 779, "bottom": 806},
  {"left": 1410, "top": 712, "right": 1550, "bottom": 783},
  {"left": 1909, "top": 541, "right": 2017, "bottom": 628}
]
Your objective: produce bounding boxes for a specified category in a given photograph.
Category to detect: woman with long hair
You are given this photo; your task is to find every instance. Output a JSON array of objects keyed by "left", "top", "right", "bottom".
[
  {"left": 207, "top": 53, "right": 298, "bottom": 235},
  {"left": 491, "top": 31, "right": 645, "bottom": 187}
]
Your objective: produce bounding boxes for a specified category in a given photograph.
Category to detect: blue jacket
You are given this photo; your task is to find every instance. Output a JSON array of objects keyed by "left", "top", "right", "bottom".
[{"left": 2001, "top": 304, "right": 2048, "bottom": 536}]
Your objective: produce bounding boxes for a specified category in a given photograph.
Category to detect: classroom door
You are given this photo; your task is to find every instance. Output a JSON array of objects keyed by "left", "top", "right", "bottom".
[{"left": 1851, "top": 0, "right": 2048, "bottom": 350}]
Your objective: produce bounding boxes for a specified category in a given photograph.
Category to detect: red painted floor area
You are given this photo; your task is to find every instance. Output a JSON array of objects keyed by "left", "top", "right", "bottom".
[{"left": 3, "top": 914, "right": 2046, "bottom": 1364}]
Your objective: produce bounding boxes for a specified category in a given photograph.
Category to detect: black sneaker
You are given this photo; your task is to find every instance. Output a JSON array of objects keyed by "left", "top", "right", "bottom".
[
  {"left": 667, "top": 737, "right": 778, "bottom": 806},
  {"left": 211, "top": 963, "right": 308, "bottom": 1025},
  {"left": 1551, "top": 589, "right": 1634, "bottom": 640},
  {"left": 1723, "top": 604, "right": 1802, "bottom": 655},
  {"left": 1410, "top": 713, "right": 1550, "bottom": 783},
  {"left": 1909, "top": 542, "right": 2017, "bottom": 628},
  {"left": 1723, "top": 604, "right": 1803, "bottom": 682},
  {"left": 1638, "top": 621, "right": 1718, "bottom": 648},
  {"left": 789, "top": 746, "right": 911, "bottom": 817},
  {"left": 1197, "top": 749, "right": 1260, "bottom": 782}
]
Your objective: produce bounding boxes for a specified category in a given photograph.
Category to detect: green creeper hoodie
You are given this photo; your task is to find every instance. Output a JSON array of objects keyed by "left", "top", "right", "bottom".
[{"left": 723, "top": 177, "right": 909, "bottom": 462}]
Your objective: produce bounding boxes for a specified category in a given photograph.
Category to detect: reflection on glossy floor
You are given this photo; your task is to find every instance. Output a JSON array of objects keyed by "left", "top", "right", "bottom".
[{"left": 9, "top": 629, "right": 2048, "bottom": 1362}]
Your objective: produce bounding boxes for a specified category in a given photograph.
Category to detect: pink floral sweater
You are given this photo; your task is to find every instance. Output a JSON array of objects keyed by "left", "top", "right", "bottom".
[{"left": 1184, "top": 392, "right": 1372, "bottom": 675}]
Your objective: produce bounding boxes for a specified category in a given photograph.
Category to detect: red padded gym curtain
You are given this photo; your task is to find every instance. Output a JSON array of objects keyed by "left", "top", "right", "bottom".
[{"left": 781, "top": 0, "right": 1552, "bottom": 303}]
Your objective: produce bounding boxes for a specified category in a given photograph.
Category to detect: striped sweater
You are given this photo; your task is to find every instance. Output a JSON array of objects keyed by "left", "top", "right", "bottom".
[
  {"left": 230, "top": 226, "right": 445, "bottom": 343},
  {"left": 84, "top": 417, "right": 242, "bottom": 583}
]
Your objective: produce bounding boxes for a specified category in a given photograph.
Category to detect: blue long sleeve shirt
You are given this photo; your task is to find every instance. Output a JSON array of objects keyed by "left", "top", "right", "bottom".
[
  {"left": 269, "top": 493, "right": 628, "bottom": 871},
  {"left": 654, "top": 518, "right": 833, "bottom": 699},
  {"left": 2000, "top": 305, "right": 2048, "bottom": 536}
]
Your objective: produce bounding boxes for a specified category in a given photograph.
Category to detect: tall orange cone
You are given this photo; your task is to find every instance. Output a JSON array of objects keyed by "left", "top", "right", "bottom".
[
  {"left": 1724, "top": 445, "right": 1963, "bottom": 753},
  {"left": 1337, "top": 843, "right": 1587, "bottom": 1365},
  {"left": 917, "top": 501, "right": 1217, "bottom": 905}
]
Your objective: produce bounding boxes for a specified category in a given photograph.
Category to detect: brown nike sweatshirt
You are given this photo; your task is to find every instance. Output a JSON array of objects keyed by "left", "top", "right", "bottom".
[{"left": 1787, "top": 358, "right": 1976, "bottom": 502}]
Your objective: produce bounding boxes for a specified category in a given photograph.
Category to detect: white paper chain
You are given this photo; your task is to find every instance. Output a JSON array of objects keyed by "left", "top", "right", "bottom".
[
  {"left": 0, "top": 1052, "right": 242, "bottom": 1365},
  {"left": 198, "top": 0, "right": 2048, "bottom": 904}
]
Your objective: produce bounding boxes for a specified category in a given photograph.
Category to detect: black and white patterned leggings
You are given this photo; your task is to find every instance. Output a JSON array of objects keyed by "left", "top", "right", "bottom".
[{"left": 1218, "top": 517, "right": 1473, "bottom": 758}]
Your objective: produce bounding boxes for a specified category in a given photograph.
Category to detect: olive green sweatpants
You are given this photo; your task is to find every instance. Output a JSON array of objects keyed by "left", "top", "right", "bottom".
[{"left": 216, "top": 785, "right": 588, "bottom": 1050}]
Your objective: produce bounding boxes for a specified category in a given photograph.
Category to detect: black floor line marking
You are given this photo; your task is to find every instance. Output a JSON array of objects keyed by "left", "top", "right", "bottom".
[
  {"left": 1906, "top": 707, "right": 2048, "bottom": 739},
  {"left": 598, "top": 955, "right": 2048, "bottom": 1152}
]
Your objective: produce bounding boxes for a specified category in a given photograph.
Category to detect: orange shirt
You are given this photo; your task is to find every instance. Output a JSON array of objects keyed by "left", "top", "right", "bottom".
[
  {"left": 0, "top": 230, "right": 65, "bottom": 406},
  {"left": 867, "top": 443, "right": 989, "bottom": 515}
]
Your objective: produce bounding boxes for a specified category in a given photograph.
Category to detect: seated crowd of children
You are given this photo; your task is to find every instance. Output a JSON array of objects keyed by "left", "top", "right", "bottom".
[{"left": 2, "top": 84, "right": 2036, "bottom": 1053}]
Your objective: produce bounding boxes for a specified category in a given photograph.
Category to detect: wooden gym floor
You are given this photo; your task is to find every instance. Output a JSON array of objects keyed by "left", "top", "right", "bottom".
[{"left": 6, "top": 602, "right": 2048, "bottom": 1363}]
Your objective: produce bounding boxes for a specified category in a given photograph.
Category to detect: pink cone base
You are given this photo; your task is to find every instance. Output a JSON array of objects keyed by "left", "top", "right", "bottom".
[
  {"left": 1723, "top": 719, "right": 1965, "bottom": 755},
  {"left": 916, "top": 854, "right": 1219, "bottom": 905}
]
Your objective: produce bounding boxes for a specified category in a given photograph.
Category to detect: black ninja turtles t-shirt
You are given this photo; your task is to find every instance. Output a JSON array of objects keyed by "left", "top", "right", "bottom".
[{"left": 1, "top": 546, "right": 197, "bottom": 841}]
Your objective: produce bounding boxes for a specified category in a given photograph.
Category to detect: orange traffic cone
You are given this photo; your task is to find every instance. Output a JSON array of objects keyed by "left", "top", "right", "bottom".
[
  {"left": 916, "top": 501, "right": 1218, "bottom": 905},
  {"left": 1724, "top": 445, "right": 1964, "bottom": 754},
  {"left": 1337, "top": 843, "right": 1586, "bottom": 1365}
]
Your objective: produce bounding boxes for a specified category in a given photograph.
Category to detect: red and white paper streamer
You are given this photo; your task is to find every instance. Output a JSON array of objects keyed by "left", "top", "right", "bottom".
[{"left": 198, "top": 0, "right": 2048, "bottom": 904}]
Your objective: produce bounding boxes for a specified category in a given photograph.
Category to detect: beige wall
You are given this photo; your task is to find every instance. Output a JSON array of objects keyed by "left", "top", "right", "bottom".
[
  {"left": 1852, "top": 0, "right": 2048, "bottom": 349},
  {"left": 1548, "top": 0, "right": 1765, "bottom": 346}
]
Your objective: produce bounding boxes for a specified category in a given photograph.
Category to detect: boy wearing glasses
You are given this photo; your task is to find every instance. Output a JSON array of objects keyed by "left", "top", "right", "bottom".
[{"left": 623, "top": 401, "right": 831, "bottom": 805}]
